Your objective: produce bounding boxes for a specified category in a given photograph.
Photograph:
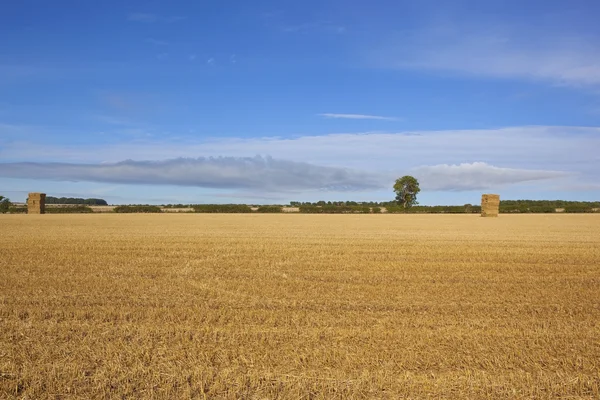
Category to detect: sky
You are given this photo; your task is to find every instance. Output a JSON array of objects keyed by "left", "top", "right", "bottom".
[{"left": 1, "top": 0, "right": 599, "bottom": 205}]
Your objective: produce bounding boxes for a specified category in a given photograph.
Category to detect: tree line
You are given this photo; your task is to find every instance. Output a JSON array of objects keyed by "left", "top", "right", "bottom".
[
  {"left": 44, "top": 197, "right": 108, "bottom": 205},
  {"left": 1, "top": 177, "right": 599, "bottom": 215},
  {"left": 0, "top": 195, "right": 107, "bottom": 213},
  {"left": 289, "top": 200, "right": 599, "bottom": 212}
]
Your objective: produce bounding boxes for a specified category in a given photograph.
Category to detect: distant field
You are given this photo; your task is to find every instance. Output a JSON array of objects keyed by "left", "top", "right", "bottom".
[{"left": 1, "top": 214, "right": 599, "bottom": 398}]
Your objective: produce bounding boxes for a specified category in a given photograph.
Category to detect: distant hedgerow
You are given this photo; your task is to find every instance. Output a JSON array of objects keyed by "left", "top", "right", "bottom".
[
  {"left": 46, "top": 206, "right": 94, "bottom": 214},
  {"left": 256, "top": 206, "right": 283, "bottom": 213},
  {"left": 114, "top": 205, "right": 162, "bottom": 213},
  {"left": 192, "top": 204, "right": 252, "bottom": 213}
]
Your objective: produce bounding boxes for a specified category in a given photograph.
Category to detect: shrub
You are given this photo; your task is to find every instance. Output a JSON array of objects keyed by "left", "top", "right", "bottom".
[
  {"left": 385, "top": 206, "right": 405, "bottom": 213},
  {"left": 45, "top": 196, "right": 108, "bottom": 205},
  {"left": 386, "top": 205, "right": 482, "bottom": 214},
  {"left": 528, "top": 206, "right": 556, "bottom": 213},
  {"left": 299, "top": 205, "right": 375, "bottom": 214},
  {"left": 46, "top": 206, "right": 93, "bottom": 213},
  {"left": 564, "top": 205, "right": 595, "bottom": 213},
  {"left": 256, "top": 206, "right": 283, "bottom": 213},
  {"left": 114, "top": 205, "right": 162, "bottom": 213},
  {"left": 299, "top": 205, "right": 323, "bottom": 213},
  {"left": 192, "top": 204, "right": 252, "bottom": 213},
  {"left": 0, "top": 196, "right": 11, "bottom": 213}
]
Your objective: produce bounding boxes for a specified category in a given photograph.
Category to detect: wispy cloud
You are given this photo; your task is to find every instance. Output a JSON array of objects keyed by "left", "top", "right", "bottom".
[
  {"left": 164, "top": 16, "right": 186, "bottom": 23},
  {"left": 0, "top": 64, "right": 50, "bottom": 83},
  {"left": 0, "top": 158, "right": 571, "bottom": 193},
  {"left": 319, "top": 113, "right": 398, "bottom": 121},
  {"left": 553, "top": 183, "right": 600, "bottom": 192},
  {"left": 128, "top": 13, "right": 185, "bottom": 23},
  {"left": 128, "top": 13, "right": 158, "bottom": 22},
  {"left": 375, "top": 25, "right": 600, "bottom": 87},
  {"left": 587, "top": 105, "right": 600, "bottom": 116},
  {"left": 100, "top": 91, "right": 159, "bottom": 116},
  {"left": 3, "top": 126, "right": 599, "bottom": 170},
  {"left": 1, "top": 126, "right": 597, "bottom": 192},
  {"left": 90, "top": 115, "right": 132, "bottom": 126},
  {"left": 261, "top": 12, "right": 345, "bottom": 35},
  {"left": 146, "top": 38, "right": 169, "bottom": 46},
  {"left": 412, "top": 162, "right": 570, "bottom": 191},
  {"left": 282, "top": 21, "right": 346, "bottom": 35},
  {"left": 0, "top": 157, "right": 386, "bottom": 192}
]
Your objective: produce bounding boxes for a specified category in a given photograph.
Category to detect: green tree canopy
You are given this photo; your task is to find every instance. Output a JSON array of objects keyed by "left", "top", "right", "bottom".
[
  {"left": 393, "top": 176, "right": 421, "bottom": 208},
  {"left": 45, "top": 196, "right": 108, "bottom": 205},
  {"left": 0, "top": 196, "right": 12, "bottom": 213}
]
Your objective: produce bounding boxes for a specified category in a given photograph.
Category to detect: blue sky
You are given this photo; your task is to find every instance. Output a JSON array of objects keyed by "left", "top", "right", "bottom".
[{"left": 1, "top": 0, "right": 599, "bottom": 204}]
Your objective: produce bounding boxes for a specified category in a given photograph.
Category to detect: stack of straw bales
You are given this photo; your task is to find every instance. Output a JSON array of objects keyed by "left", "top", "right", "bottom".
[
  {"left": 27, "top": 192, "right": 46, "bottom": 214},
  {"left": 481, "top": 194, "right": 500, "bottom": 217}
]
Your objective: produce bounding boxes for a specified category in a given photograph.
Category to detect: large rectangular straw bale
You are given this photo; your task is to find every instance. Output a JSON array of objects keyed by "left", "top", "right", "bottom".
[
  {"left": 481, "top": 194, "right": 500, "bottom": 217},
  {"left": 27, "top": 192, "right": 46, "bottom": 214}
]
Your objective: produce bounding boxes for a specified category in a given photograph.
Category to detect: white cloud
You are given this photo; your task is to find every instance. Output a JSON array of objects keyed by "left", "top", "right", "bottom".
[
  {"left": 279, "top": 21, "right": 346, "bottom": 35},
  {"left": 554, "top": 183, "right": 600, "bottom": 191},
  {"left": 413, "top": 162, "right": 570, "bottom": 191},
  {"left": 376, "top": 25, "right": 600, "bottom": 87},
  {"left": 1, "top": 125, "right": 598, "bottom": 193},
  {"left": 319, "top": 113, "right": 398, "bottom": 121},
  {"left": 128, "top": 13, "right": 158, "bottom": 22},
  {"left": 165, "top": 16, "right": 186, "bottom": 23},
  {"left": 2, "top": 126, "right": 599, "bottom": 171},
  {"left": 0, "top": 157, "right": 387, "bottom": 192},
  {"left": 3, "top": 126, "right": 599, "bottom": 170},
  {"left": 146, "top": 38, "right": 169, "bottom": 46},
  {"left": 0, "top": 159, "right": 571, "bottom": 193},
  {"left": 588, "top": 105, "right": 600, "bottom": 116},
  {"left": 128, "top": 13, "right": 185, "bottom": 23},
  {"left": 90, "top": 115, "right": 132, "bottom": 126}
]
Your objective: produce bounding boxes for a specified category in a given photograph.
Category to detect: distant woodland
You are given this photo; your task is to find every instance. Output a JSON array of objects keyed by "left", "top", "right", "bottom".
[
  {"left": 44, "top": 197, "right": 108, "bottom": 205},
  {"left": 3, "top": 196, "right": 599, "bottom": 214}
]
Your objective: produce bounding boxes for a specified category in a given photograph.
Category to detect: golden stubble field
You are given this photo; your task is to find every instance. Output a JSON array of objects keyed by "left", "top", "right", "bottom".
[{"left": 1, "top": 214, "right": 599, "bottom": 399}]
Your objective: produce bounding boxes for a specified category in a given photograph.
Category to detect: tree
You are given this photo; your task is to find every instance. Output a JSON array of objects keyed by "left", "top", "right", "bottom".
[
  {"left": 393, "top": 176, "right": 421, "bottom": 208},
  {"left": 0, "top": 196, "right": 12, "bottom": 213}
]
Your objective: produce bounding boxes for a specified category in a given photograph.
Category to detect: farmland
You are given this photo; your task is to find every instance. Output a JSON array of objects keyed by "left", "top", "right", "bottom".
[{"left": 1, "top": 214, "right": 599, "bottom": 398}]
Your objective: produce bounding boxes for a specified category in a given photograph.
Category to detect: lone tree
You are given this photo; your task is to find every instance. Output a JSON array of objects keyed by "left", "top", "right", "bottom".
[
  {"left": 393, "top": 176, "right": 420, "bottom": 208},
  {"left": 0, "top": 195, "right": 11, "bottom": 214}
]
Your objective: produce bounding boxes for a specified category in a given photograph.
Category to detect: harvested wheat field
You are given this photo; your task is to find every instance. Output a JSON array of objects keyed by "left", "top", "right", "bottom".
[{"left": 1, "top": 214, "right": 599, "bottom": 399}]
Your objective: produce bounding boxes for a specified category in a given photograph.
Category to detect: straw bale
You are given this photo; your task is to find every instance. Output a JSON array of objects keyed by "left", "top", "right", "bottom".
[
  {"left": 481, "top": 194, "right": 500, "bottom": 217},
  {"left": 27, "top": 192, "right": 46, "bottom": 214}
]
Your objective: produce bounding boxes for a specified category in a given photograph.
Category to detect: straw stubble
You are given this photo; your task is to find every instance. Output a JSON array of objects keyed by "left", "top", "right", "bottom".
[{"left": 1, "top": 214, "right": 599, "bottom": 398}]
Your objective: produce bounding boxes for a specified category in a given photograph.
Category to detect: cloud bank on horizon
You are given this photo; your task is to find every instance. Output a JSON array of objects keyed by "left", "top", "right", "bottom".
[
  {"left": 0, "top": 125, "right": 598, "bottom": 203},
  {"left": 0, "top": 0, "right": 599, "bottom": 203},
  {"left": 0, "top": 157, "right": 570, "bottom": 193},
  {"left": 0, "top": 157, "right": 385, "bottom": 192}
]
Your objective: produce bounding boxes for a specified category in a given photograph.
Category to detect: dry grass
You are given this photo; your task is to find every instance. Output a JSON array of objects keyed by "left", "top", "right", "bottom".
[{"left": 1, "top": 214, "right": 599, "bottom": 399}]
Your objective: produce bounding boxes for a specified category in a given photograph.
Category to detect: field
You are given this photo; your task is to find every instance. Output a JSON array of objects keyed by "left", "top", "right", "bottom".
[{"left": 1, "top": 214, "right": 599, "bottom": 399}]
